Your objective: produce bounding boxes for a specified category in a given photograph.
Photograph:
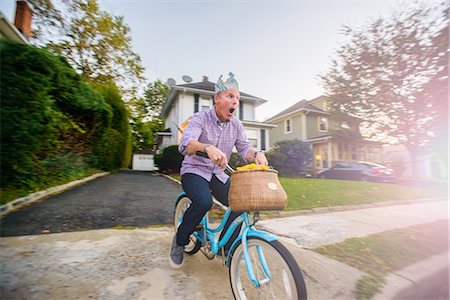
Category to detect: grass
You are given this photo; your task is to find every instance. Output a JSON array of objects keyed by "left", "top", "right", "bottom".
[
  {"left": 165, "top": 174, "right": 447, "bottom": 210},
  {"left": 312, "top": 219, "right": 449, "bottom": 299},
  {"left": 280, "top": 178, "right": 447, "bottom": 210},
  {"left": 0, "top": 168, "right": 102, "bottom": 205}
]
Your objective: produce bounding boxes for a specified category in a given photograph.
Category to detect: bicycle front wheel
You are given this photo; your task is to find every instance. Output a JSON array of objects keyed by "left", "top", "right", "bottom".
[
  {"left": 229, "top": 236, "right": 307, "bottom": 300},
  {"left": 174, "top": 196, "right": 201, "bottom": 255}
]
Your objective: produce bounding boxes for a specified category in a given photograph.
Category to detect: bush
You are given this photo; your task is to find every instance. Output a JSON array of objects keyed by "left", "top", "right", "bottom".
[
  {"left": 155, "top": 145, "right": 184, "bottom": 172},
  {"left": 266, "top": 139, "right": 312, "bottom": 176},
  {"left": 92, "top": 82, "right": 131, "bottom": 170},
  {"left": 229, "top": 152, "right": 247, "bottom": 170},
  {"left": 0, "top": 40, "right": 129, "bottom": 199}
]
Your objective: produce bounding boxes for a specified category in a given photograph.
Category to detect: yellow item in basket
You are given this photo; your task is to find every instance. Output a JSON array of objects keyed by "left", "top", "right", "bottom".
[{"left": 236, "top": 163, "right": 269, "bottom": 172}]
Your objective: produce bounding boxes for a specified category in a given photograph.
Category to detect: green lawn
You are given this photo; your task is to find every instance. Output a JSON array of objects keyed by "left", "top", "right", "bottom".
[
  {"left": 165, "top": 174, "right": 447, "bottom": 210},
  {"left": 280, "top": 178, "right": 447, "bottom": 210},
  {"left": 313, "top": 220, "right": 448, "bottom": 299}
]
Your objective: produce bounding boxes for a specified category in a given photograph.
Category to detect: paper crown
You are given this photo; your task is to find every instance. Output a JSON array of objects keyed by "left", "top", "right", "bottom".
[{"left": 215, "top": 72, "right": 239, "bottom": 93}]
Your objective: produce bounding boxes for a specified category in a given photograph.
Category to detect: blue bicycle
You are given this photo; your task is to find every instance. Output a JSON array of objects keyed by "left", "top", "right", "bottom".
[{"left": 173, "top": 163, "right": 307, "bottom": 299}]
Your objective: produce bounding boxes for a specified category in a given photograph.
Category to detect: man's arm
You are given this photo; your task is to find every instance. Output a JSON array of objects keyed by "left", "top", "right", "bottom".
[{"left": 186, "top": 141, "right": 228, "bottom": 169}]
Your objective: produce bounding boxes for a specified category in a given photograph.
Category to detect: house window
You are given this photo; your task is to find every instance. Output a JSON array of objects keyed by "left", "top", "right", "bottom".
[
  {"left": 246, "top": 129, "right": 258, "bottom": 148},
  {"left": 318, "top": 117, "right": 328, "bottom": 132},
  {"left": 194, "top": 94, "right": 199, "bottom": 113},
  {"left": 260, "top": 129, "right": 266, "bottom": 151},
  {"left": 285, "top": 119, "right": 292, "bottom": 133},
  {"left": 239, "top": 101, "right": 244, "bottom": 120}
]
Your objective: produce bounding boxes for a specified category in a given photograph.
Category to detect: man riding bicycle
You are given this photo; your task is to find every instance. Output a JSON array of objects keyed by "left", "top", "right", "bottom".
[{"left": 169, "top": 72, "right": 268, "bottom": 268}]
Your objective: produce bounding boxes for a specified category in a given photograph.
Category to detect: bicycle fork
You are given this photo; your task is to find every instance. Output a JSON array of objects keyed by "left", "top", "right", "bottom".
[{"left": 241, "top": 223, "right": 272, "bottom": 288}]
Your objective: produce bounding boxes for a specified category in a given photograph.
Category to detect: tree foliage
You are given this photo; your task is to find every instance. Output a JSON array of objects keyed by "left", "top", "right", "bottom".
[
  {"left": 0, "top": 40, "right": 132, "bottom": 198},
  {"left": 321, "top": 2, "right": 448, "bottom": 163},
  {"left": 131, "top": 80, "right": 168, "bottom": 151},
  {"left": 266, "top": 140, "right": 312, "bottom": 177},
  {"left": 0, "top": 40, "right": 112, "bottom": 189},
  {"left": 30, "top": 0, "right": 145, "bottom": 98},
  {"left": 91, "top": 82, "right": 132, "bottom": 169}
]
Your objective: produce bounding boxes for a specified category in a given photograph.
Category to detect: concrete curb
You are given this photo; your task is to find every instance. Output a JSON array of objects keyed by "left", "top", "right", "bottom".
[
  {"left": 270, "top": 197, "right": 448, "bottom": 218},
  {"left": 0, "top": 172, "right": 110, "bottom": 217},
  {"left": 373, "top": 251, "right": 449, "bottom": 300}
]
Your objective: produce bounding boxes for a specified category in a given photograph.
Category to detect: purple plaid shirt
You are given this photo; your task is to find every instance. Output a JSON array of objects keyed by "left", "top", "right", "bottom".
[{"left": 179, "top": 107, "right": 252, "bottom": 183}]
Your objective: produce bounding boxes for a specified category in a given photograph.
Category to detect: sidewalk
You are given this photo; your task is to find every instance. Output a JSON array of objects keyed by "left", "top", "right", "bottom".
[{"left": 259, "top": 198, "right": 449, "bottom": 299}]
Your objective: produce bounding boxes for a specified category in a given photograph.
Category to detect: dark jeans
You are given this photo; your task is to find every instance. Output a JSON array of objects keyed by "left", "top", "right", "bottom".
[{"left": 177, "top": 173, "right": 242, "bottom": 252}]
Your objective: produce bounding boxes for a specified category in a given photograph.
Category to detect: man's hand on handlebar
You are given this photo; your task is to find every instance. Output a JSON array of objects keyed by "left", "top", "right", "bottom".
[
  {"left": 255, "top": 151, "right": 269, "bottom": 166},
  {"left": 204, "top": 145, "right": 228, "bottom": 169}
]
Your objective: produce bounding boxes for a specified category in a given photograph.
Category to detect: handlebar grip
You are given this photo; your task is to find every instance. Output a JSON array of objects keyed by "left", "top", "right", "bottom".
[{"left": 196, "top": 151, "right": 209, "bottom": 158}]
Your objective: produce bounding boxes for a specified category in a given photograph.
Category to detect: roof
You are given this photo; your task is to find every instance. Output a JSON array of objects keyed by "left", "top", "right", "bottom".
[
  {"left": 161, "top": 80, "right": 267, "bottom": 118},
  {"left": 265, "top": 98, "right": 330, "bottom": 123},
  {"left": 0, "top": 11, "right": 28, "bottom": 44}
]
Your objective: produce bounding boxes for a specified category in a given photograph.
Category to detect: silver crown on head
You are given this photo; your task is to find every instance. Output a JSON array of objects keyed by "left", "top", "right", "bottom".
[{"left": 215, "top": 72, "right": 239, "bottom": 94}]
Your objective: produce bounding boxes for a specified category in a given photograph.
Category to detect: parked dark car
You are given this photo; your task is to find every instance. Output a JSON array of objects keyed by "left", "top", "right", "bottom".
[{"left": 316, "top": 162, "right": 395, "bottom": 182}]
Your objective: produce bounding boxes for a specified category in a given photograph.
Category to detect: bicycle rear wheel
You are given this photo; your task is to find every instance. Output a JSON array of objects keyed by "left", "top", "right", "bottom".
[
  {"left": 229, "top": 236, "right": 307, "bottom": 300},
  {"left": 174, "top": 196, "right": 201, "bottom": 255}
]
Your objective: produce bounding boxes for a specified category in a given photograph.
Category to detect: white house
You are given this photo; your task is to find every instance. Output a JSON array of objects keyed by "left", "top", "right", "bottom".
[{"left": 157, "top": 76, "right": 276, "bottom": 152}]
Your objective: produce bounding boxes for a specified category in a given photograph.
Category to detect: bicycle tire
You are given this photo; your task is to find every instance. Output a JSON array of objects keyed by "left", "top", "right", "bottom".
[
  {"left": 229, "top": 236, "right": 307, "bottom": 300},
  {"left": 174, "top": 196, "right": 201, "bottom": 255}
]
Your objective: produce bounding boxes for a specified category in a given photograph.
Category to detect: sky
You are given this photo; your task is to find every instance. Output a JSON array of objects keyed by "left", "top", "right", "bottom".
[{"left": 0, "top": 0, "right": 438, "bottom": 121}]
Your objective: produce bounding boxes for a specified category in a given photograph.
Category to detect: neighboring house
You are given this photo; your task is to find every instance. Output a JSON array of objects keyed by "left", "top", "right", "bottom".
[
  {"left": 265, "top": 96, "right": 384, "bottom": 173},
  {"left": 157, "top": 76, "right": 276, "bottom": 152},
  {"left": 0, "top": 0, "right": 33, "bottom": 44}
]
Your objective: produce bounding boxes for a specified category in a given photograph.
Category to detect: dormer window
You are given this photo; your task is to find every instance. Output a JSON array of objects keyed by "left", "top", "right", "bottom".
[
  {"left": 285, "top": 119, "right": 292, "bottom": 133},
  {"left": 318, "top": 117, "right": 328, "bottom": 132}
]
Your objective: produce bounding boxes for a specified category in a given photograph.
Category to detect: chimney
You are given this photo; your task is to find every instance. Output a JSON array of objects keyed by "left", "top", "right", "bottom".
[
  {"left": 202, "top": 75, "right": 209, "bottom": 82},
  {"left": 14, "top": 0, "right": 33, "bottom": 40}
]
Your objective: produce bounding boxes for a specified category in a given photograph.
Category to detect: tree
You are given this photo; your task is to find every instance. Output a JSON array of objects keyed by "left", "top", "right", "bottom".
[
  {"left": 321, "top": 2, "right": 449, "bottom": 172},
  {"left": 30, "top": 0, "right": 145, "bottom": 99},
  {"left": 130, "top": 80, "right": 168, "bottom": 151}
]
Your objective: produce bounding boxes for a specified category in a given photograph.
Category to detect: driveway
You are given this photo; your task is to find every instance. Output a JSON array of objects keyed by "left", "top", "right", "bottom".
[{"left": 0, "top": 171, "right": 183, "bottom": 237}]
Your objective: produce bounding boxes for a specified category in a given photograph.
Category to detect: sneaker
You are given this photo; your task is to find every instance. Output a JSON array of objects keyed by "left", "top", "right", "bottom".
[{"left": 169, "top": 235, "right": 184, "bottom": 269}]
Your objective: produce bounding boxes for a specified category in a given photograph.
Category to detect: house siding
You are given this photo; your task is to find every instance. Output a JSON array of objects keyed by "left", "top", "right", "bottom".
[
  {"left": 269, "top": 114, "right": 303, "bottom": 147},
  {"left": 306, "top": 113, "right": 328, "bottom": 138}
]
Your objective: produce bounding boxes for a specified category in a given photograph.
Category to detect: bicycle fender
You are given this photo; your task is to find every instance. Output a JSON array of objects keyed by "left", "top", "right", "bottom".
[
  {"left": 174, "top": 192, "right": 188, "bottom": 210},
  {"left": 226, "top": 230, "right": 278, "bottom": 267}
]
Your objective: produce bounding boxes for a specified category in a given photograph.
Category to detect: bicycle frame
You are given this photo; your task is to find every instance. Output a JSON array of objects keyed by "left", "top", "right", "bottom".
[{"left": 175, "top": 191, "right": 278, "bottom": 287}]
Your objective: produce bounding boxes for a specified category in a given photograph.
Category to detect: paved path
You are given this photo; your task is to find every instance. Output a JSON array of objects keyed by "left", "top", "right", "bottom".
[
  {"left": 0, "top": 171, "right": 182, "bottom": 236},
  {"left": 1, "top": 199, "right": 448, "bottom": 299},
  {"left": 258, "top": 199, "right": 449, "bottom": 248}
]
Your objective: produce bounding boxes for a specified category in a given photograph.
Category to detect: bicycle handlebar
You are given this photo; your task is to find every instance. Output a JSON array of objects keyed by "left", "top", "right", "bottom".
[{"left": 195, "top": 151, "right": 235, "bottom": 173}]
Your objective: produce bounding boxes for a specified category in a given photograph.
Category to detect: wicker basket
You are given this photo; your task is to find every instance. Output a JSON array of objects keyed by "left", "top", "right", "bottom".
[{"left": 229, "top": 169, "right": 287, "bottom": 211}]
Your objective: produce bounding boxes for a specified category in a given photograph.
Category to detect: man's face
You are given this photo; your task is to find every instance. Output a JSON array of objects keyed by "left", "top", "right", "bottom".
[{"left": 214, "top": 89, "right": 240, "bottom": 122}]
